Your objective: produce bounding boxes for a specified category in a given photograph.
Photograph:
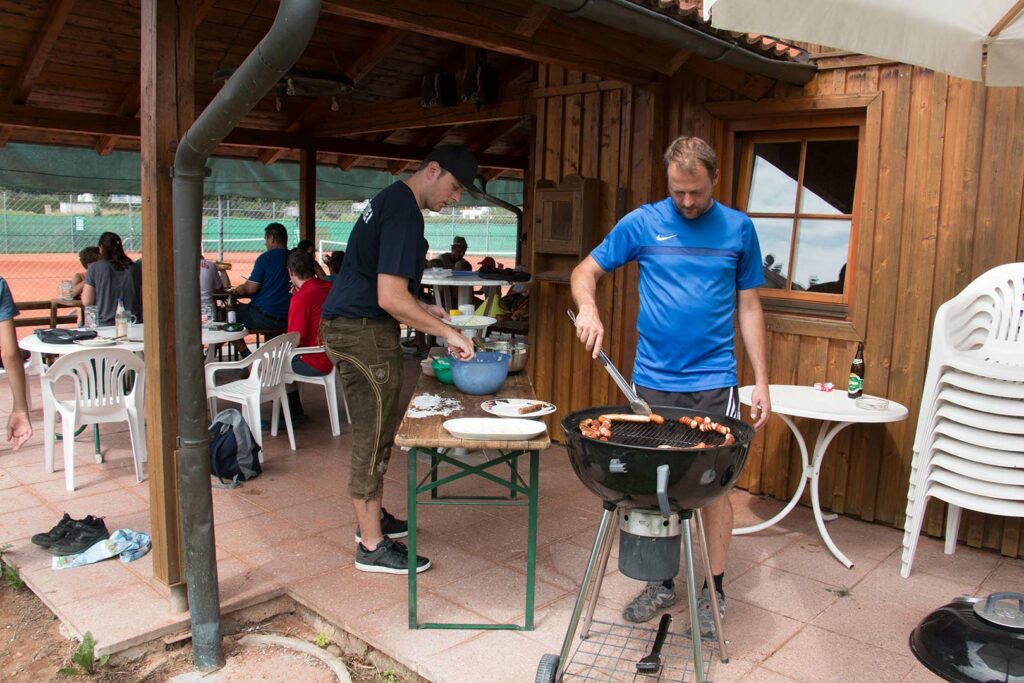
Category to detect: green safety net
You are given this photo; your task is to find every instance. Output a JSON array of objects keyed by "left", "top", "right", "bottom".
[{"left": 0, "top": 142, "right": 523, "bottom": 206}]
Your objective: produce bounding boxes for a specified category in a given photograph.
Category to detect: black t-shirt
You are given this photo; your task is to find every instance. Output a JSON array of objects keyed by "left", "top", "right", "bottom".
[{"left": 322, "top": 181, "right": 426, "bottom": 319}]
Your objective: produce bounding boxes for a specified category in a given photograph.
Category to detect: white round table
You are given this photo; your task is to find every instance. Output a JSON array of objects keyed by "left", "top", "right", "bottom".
[
  {"left": 421, "top": 272, "right": 515, "bottom": 311},
  {"left": 19, "top": 325, "right": 248, "bottom": 357},
  {"left": 734, "top": 384, "right": 908, "bottom": 568}
]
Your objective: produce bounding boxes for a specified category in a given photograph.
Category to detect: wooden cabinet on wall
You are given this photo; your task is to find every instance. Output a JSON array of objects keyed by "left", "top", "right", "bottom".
[{"left": 532, "top": 174, "right": 601, "bottom": 282}]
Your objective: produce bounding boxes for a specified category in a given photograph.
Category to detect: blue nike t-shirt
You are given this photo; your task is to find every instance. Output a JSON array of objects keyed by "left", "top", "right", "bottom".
[{"left": 590, "top": 199, "right": 764, "bottom": 393}]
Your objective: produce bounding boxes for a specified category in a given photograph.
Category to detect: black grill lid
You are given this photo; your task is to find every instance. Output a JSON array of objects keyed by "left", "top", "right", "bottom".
[{"left": 909, "top": 593, "right": 1024, "bottom": 682}]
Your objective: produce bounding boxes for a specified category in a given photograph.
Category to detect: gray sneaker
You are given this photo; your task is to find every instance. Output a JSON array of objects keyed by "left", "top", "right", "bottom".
[
  {"left": 686, "top": 586, "right": 725, "bottom": 640},
  {"left": 623, "top": 582, "right": 677, "bottom": 623}
]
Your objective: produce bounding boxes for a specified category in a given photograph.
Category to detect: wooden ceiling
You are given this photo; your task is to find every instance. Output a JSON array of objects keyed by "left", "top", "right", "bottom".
[{"left": 0, "top": 0, "right": 802, "bottom": 181}]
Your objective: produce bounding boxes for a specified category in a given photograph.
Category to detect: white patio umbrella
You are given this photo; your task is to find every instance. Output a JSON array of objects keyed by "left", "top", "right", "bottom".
[{"left": 703, "top": 0, "right": 1024, "bottom": 86}]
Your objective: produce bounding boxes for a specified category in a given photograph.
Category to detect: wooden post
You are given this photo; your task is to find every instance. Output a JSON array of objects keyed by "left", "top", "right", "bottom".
[
  {"left": 299, "top": 147, "right": 316, "bottom": 246},
  {"left": 140, "top": 0, "right": 194, "bottom": 609}
]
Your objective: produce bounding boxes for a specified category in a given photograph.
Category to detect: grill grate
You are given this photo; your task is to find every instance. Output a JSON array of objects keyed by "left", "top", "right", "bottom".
[
  {"left": 562, "top": 619, "right": 717, "bottom": 682},
  {"left": 580, "top": 419, "right": 730, "bottom": 450}
]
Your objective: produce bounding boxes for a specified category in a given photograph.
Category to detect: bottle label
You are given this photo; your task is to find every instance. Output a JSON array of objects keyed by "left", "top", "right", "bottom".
[{"left": 848, "top": 374, "right": 863, "bottom": 393}]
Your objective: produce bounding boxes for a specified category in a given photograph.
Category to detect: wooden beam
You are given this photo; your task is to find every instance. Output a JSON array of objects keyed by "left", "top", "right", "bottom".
[
  {"left": 320, "top": 0, "right": 658, "bottom": 83},
  {"left": 3, "top": 0, "right": 77, "bottom": 106},
  {"left": 95, "top": 0, "right": 215, "bottom": 155},
  {"left": 259, "top": 27, "right": 409, "bottom": 166},
  {"left": 337, "top": 154, "right": 359, "bottom": 171},
  {"left": 140, "top": 0, "right": 192, "bottom": 597},
  {"left": 299, "top": 148, "right": 317, "bottom": 243},
  {"left": 0, "top": 104, "right": 528, "bottom": 168},
  {"left": 514, "top": 3, "right": 550, "bottom": 37},
  {"left": 317, "top": 89, "right": 529, "bottom": 136},
  {"left": 0, "top": 0, "right": 77, "bottom": 145}
]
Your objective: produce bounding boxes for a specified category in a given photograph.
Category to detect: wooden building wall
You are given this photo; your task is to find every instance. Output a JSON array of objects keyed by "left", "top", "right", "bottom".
[{"left": 527, "top": 59, "right": 1024, "bottom": 559}]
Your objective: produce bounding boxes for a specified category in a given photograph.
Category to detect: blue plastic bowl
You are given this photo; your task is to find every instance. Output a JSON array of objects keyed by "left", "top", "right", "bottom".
[{"left": 450, "top": 351, "right": 510, "bottom": 395}]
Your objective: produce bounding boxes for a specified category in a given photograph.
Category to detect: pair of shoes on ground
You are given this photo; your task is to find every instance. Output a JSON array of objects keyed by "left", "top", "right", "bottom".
[
  {"left": 31, "top": 513, "right": 110, "bottom": 556},
  {"left": 623, "top": 582, "right": 725, "bottom": 640},
  {"left": 353, "top": 508, "right": 429, "bottom": 574}
]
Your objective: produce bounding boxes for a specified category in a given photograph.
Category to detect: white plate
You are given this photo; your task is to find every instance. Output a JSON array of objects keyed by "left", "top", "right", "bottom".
[
  {"left": 443, "top": 314, "right": 497, "bottom": 330},
  {"left": 443, "top": 417, "right": 547, "bottom": 441},
  {"left": 74, "top": 337, "right": 118, "bottom": 347},
  {"left": 481, "top": 399, "right": 556, "bottom": 419}
]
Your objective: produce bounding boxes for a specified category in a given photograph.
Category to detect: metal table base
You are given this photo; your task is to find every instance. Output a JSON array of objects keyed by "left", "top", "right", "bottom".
[{"left": 407, "top": 446, "right": 540, "bottom": 630}]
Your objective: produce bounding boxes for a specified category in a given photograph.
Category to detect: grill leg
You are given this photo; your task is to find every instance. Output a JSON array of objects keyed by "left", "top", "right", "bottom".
[
  {"left": 681, "top": 515, "right": 705, "bottom": 683},
  {"left": 579, "top": 507, "right": 617, "bottom": 639},
  {"left": 695, "top": 509, "right": 729, "bottom": 662},
  {"left": 556, "top": 504, "right": 617, "bottom": 680}
]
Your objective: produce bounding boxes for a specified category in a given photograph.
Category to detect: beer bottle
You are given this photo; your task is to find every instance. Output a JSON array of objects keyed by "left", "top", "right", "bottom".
[{"left": 848, "top": 342, "right": 864, "bottom": 399}]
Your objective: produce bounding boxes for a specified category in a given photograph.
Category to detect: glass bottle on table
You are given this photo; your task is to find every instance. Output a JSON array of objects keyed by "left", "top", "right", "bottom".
[
  {"left": 226, "top": 292, "right": 237, "bottom": 324},
  {"left": 115, "top": 299, "right": 129, "bottom": 338},
  {"left": 848, "top": 342, "right": 864, "bottom": 399}
]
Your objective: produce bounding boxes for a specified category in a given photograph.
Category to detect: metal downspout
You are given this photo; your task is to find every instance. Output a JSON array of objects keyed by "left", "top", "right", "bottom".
[
  {"left": 171, "top": 0, "right": 321, "bottom": 669},
  {"left": 539, "top": 0, "right": 817, "bottom": 85}
]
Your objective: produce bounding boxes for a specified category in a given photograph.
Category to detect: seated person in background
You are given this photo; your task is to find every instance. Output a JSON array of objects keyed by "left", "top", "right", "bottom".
[
  {"left": 439, "top": 235, "right": 472, "bottom": 271},
  {"left": 200, "top": 254, "right": 231, "bottom": 301},
  {"left": 283, "top": 249, "right": 333, "bottom": 422},
  {"left": 296, "top": 239, "right": 328, "bottom": 279},
  {"left": 228, "top": 222, "right": 292, "bottom": 344},
  {"left": 83, "top": 232, "right": 140, "bottom": 326},
  {"left": 0, "top": 276, "right": 32, "bottom": 450},
  {"left": 323, "top": 250, "right": 345, "bottom": 283},
  {"left": 70, "top": 246, "right": 100, "bottom": 298}
]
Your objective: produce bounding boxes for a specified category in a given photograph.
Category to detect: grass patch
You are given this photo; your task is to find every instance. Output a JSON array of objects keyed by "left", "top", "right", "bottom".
[{"left": 0, "top": 544, "right": 24, "bottom": 591}]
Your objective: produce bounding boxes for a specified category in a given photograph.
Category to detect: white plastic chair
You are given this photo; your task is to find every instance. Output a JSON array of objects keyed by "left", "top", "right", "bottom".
[
  {"left": 282, "top": 346, "right": 348, "bottom": 437},
  {"left": 205, "top": 333, "right": 298, "bottom": 458},
  {"left": 40, "top": 348, "right": 147, "bottom": 492}
]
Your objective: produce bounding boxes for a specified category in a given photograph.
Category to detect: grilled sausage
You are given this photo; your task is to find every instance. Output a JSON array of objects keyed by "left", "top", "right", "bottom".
[
  {"left": 724, "top": 433, "right": 736, "bottom": 446},
  {"left": 678, "top": 416, "right": 700, "bottom": 429},
  {"left": 518, "top": 403, "right": 545, "bottom": 414},
  {"left": 650, "top": 414, "right": 665, "bottom": 424},
  {"left": 598, "top": 426, "right": 612, "bottom": 438},
  {"left": 598, "top": 414, "right": 652, "bottom": 423}
]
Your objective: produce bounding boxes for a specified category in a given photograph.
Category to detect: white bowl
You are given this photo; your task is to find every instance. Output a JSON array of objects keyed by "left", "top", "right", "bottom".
[{"left": 443, "top": 315, "right": 497, "bottom": 331}]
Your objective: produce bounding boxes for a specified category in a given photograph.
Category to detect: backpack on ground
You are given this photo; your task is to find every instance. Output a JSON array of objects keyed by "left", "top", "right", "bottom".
[{"left": 208, "top": 409, "right": 262, "bottom": 488}]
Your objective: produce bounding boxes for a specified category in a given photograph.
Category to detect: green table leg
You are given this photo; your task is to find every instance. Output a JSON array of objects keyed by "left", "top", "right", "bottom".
[
  {"left": 408, "top": 447, "right": 419, "bottom": 629},
  {"left": 524, "top": 450, "right": 539, "bottom": 629}
]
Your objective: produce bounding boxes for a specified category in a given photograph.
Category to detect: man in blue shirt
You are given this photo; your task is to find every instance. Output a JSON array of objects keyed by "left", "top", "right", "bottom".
[
  {"left": 229, "top": 223, "right": 292, "bottom": 353},
  {"left": 321, "top": 145, "right": 476, "bottom": 575},
  {"left": 571, "top": 136, "right": 771, "bottom": 639}
]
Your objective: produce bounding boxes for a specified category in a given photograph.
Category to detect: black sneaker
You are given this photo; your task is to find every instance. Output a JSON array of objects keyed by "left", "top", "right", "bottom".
[
  {"left": 354, "top": 538, "right": 430, "bottom": 574},
  {"left": 354, "top": 508, "right": 408, "bottom": 543},
  {"left": 49, "top": 518, "right": 110, "bottom": 556},
  {"left": 31, "top": 513, "right": 77, "bottom": 548}
]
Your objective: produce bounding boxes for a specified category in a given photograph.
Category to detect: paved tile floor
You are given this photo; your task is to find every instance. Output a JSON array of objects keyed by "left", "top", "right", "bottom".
[{"left": 1, "top": 358, "right": 1021, "bottom": 681}]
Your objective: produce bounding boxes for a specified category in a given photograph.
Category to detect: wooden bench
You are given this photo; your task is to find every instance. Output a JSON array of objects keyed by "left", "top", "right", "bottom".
[{"left": 11, "top": 299, "right": 79, "bottom": 329}]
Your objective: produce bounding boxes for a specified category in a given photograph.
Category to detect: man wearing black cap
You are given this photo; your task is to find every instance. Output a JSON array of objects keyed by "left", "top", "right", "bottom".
[
  {"left": 439, "top": 235, "right": 472, "bottom": 271},
  {"left": 320, "top": 144, "right": 478, "bottom": 575}
]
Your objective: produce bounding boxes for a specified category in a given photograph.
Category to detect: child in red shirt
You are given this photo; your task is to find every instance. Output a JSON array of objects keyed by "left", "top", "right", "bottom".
[{"left": 286, "top": 249, "right": 333, "bottom": 420}]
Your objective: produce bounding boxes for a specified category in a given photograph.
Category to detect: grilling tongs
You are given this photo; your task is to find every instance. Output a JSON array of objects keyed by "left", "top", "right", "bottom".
[{"left": 567, "top": 310, "right": 652, "bottom": 416}]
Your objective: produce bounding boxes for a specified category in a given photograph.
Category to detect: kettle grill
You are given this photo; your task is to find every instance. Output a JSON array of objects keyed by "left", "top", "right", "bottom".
[{"left": 536, "top": 405, "right": 756, "bottom": 682}]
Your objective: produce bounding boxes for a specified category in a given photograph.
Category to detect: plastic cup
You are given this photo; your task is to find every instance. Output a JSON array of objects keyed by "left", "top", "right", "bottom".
[{"left": 59, "top": 280, "right": 72, "bottom": 299}]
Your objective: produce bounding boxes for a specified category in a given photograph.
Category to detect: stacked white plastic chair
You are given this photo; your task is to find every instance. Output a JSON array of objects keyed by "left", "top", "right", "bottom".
[{"left": 901, "top": 263, "right": 1024, "bottom": 578}]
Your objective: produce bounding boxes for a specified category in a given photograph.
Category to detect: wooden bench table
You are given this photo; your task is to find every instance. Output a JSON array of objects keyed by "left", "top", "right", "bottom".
[{"left": 394, "top": 371, "right": 551, "bottom": 631}]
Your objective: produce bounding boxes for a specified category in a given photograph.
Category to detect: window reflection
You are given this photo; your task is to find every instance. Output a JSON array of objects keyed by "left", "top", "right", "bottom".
[
  {"left": 794, "top": 219, "right": 851, "bottom": 293},
  {"left": 747, "top": 142, "right": 800, "bottom": 213},
  {"left": 752, "top": 217, "right": 792, "bottom": 290},
  {"left": 801, "top": 140, "right": 858, "bottom": 214}
]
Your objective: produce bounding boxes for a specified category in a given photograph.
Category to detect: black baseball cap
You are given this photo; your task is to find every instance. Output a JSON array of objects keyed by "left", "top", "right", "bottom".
[{"left": 424, "top": 145, "right": 483, "bottom": 197}]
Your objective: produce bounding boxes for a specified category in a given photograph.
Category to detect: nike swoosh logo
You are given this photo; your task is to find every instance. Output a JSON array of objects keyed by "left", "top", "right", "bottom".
[{"left": 655, "top": 234, "right": 677, "bottom": 241}]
